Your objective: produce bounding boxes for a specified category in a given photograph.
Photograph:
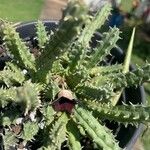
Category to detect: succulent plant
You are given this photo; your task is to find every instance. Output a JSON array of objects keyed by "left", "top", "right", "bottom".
[{"left": 0, "top": 0, "right": 150, "bottom": 150}]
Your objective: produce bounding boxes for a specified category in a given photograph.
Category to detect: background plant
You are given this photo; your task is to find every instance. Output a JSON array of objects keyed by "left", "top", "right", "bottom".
[{"left": 0, "top": 0, "right": 150, "bottom": 150}]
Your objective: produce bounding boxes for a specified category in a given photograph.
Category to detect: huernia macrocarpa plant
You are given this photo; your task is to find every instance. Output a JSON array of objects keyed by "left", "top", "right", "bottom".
[{"left": 0, "top": 0, "right": 150, "bottom": 150}]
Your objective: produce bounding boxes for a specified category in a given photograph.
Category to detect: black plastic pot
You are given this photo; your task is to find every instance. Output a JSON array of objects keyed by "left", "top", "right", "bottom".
[{"left": 0, "top": 21, "right": 145, "bottom": 150}]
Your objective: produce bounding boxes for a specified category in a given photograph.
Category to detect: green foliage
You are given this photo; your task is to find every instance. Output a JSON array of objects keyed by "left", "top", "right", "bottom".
[
  {"left": 16, "top": 81, "right": 41, "bottom": 115},
  {"left": 0, "top": 105, "right": 20, "bottom": 126},
  {"left": 0, "top": 0, "right": 150, "bottom": 149},
  {"left": 85, "top": 100, "right": 150, "bottom": 125},
  {"left": 22, "top": 121, "right": 39, "bottom": 141},
  {"left": 88, "top": 27, "right": 121, "bottom": 68},
  {"left": 35, "top": 0, "right": 89, "bottom": 82},
  {"left": 36, "top": 20, "right": 48, "bottom": 49},
  {"left": 43, "top": 113, "right": 68, "bottom": 149},
  {"left": 2, "top": 130, "right": 18, "bottom": 150},
  {"left": 90, "top": 64, "right": 123, "bottom": 76},
  {"left": 3, "top": 22, "right": 36, "bottom": 72},
  {"left": 78, "top": 3, "right": 112, "bottom": 47},
  {"left": 67, "top": 120, "right": 82, "bottom": 150},
  {"left": 74, "top": 106, "right": 120, "bottom": 150},
  {"left": 66, "top": 65, "right": 89, "bottom": 89},
  {"left": 0, "top": 87, "right": 17, "bottom": 107},
  {"left": 49, "top": 113, "right": 68, "bottom": 149},
  {"left": 0, "top": 62, "right": 25, "bottom": 86},
  {"left": 112, "top": 63, "right": 150, "bottom": 89},
  {"left": 41, "top": 105, "right": 56, "bottom": 125},
  {"left": 44, "top": 79, "right": 60, "bottom": 100},
  {"left": 76, "top": 83, "right": 114, "bottom": 101},
  {"left": 67, "top": 42, "right": 85, "bottom": 71}
]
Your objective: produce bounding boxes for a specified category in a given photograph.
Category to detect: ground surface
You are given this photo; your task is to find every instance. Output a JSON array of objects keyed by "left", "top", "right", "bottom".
[
  {"left": 0, "top": 0, "right": 44, "bottom": 22},
  {"left": 40, "top": 0, "right": 67, "bottom": 20}
]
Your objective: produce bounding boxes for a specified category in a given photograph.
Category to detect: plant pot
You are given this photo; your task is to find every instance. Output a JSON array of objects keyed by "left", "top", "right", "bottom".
[{"left": 0, "top": 21, "right": 145, "bottom": 150}]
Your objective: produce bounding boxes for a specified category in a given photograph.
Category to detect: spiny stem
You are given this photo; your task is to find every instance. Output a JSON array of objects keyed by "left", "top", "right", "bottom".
[
  {"left": 112, "top": 27, "right": 136, "bottom": 106},
  {"left": 74, "top": 106, "right": 120, "bottom": 150}
]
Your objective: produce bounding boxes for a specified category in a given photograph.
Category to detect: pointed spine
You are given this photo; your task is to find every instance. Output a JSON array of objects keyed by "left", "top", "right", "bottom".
[{"left": 111, "top": 27, "right": 135, "bottom": 106}]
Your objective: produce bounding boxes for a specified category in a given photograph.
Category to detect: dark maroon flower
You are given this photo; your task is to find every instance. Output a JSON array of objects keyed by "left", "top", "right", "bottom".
[{"left": 52, "top": 90, "right": 78, "bottom": 113}]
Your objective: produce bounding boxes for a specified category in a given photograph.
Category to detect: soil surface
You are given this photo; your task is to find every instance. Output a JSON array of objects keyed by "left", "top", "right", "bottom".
[{"left": 40, "top": 0, "right": 67, "bottom": 20}]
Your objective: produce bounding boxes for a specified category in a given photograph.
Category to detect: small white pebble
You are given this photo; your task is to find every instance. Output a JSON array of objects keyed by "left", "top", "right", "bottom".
[
  {"left": 16, "top": 118, "right": 23, "bottom": 124},
  {"left": 29, "top": 111, "right": 36, "bottom": 122},
  {"left": 38, "top": 122, "right": 45, "bottom": 129},
  {"left": 22, "top": 69, "right": 28, "bottom": 75}
]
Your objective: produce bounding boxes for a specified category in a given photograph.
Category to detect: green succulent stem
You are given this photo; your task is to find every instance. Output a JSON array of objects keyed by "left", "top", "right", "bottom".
[
  {"left": 0, "top": 87, "right": 17, "bottom": 108},
  {"left": 67, "top": 120, "right": 82, "bottom": 150},
  {"left": 22, "top": 121, "right": 39, "bottom": 141},
  {"left": 85, "top": 100, "right": 150, "bottom": 125},
  {"left": 90, "top": 64, "right": 123, "bottom": 77},
  {"left": 35, "top": 1, "right": 89, "bottom": 82},
  {"left": 112, "top": 63, "right": 150, "bottom": 89},
  {"left": 3, "top": 23, "right": 36, "bottom": 72},
  {"left": 76, "top": 83, "right": 114, "bottom": 101},
  {"left": 36, "top": 20, "right": 48, "bottom": 49},
  {"left": 0, "top": 62, "right": 25, "bottom": 86},
  {"left": 48, "top": 113, "right": 68, "bottom": 150},
  {"left": 78, "top": 3, "right": 112, "bottom": 47},
  {"left": 88, "top": 27, "right": 121, "bottom": 68},
  {"left": 111, "top": 27, "right": 136, "bottom": 106},
  {"left": 74, "top": 106, "right": 120, "bottom": 150}
]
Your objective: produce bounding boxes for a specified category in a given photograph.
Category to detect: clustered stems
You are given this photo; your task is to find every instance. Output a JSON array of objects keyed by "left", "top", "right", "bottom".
[{"left": 0, "top": 0, "right": 150, "bottom": 150}]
